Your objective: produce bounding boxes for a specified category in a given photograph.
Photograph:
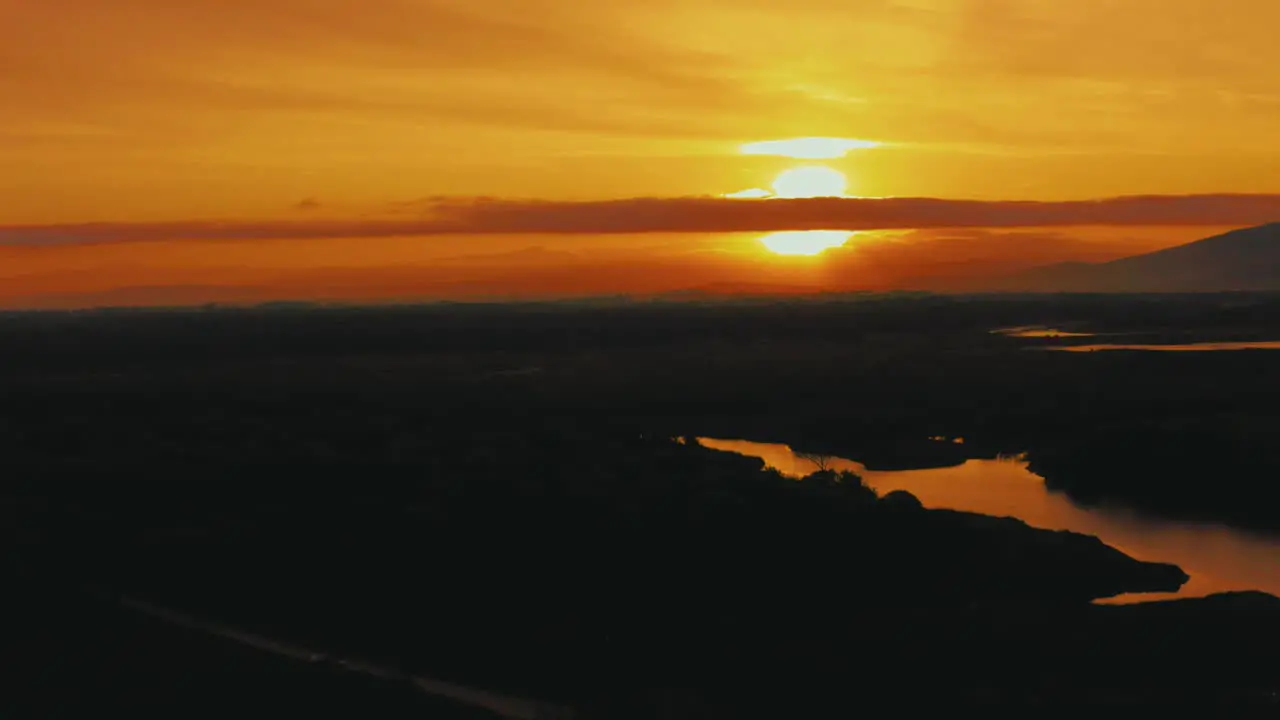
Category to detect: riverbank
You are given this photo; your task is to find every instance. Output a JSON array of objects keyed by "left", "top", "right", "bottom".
[
  {"left": 1025, "top": 427, "right": 1280, "bottom": 532},
  {"left": 11, "top": 431, "right": 1275, "bottom": 716},
  {"left": 698, "top": 437, "right": 1280, "bottom": 601}
]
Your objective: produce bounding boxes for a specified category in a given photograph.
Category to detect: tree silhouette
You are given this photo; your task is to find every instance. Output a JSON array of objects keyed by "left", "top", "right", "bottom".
[{"left": 795, "top": 450, "right": 835, "bottom": 473}]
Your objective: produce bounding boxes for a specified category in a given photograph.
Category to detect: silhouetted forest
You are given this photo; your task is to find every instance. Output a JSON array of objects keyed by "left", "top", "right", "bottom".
[{"left": 4, "top": 294, "right": 1280, "bottom": 714}]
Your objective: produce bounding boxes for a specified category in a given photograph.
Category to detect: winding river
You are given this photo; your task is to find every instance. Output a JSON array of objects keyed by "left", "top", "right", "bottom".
[{"left": 698, "top": 438, "right": 1280, "bottom": 603}]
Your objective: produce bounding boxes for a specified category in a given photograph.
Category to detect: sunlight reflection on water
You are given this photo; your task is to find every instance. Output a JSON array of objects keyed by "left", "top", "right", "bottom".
[
  {"left": 992, "top": 326, "right": 1095, "bottom": 338},
  {"left": 698, "top": 438, "right": 1280, "bottom": 603},
  {"left": 1040, "top": 341, "right": 1280, "bottom": 352}
]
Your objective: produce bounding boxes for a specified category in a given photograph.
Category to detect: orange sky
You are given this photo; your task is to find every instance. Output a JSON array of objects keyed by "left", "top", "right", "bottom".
[{"left": 4, "top": 0, "right": 1280, "bottom": 305}]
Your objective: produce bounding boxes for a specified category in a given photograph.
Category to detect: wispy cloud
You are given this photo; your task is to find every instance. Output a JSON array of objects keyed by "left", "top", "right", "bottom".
[{"left": 4, "top": 194, "right": 1279, "bottom": 246}]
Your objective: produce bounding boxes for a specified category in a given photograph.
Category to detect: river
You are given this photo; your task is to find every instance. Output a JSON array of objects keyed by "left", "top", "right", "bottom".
[
  {"left": 1040, "top": 341, "right": 1280, "bottom": 352},
  {"left": 697, "top": 438, "right": 1280, "bottom": 603},
  {"left": 992, "top": 326, "right": 1280, "bottom": 351}
]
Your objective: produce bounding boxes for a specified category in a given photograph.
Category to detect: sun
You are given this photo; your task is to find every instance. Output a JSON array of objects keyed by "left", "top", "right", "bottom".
[
  {"left": 722, "top": 162, "right": 855, "bottom": 255},
  {"left": 770, "top": 166, "right": 848, "bottom": 198},
  {"left": 759, "top": 230, "right": 853, "bottom": 256}
]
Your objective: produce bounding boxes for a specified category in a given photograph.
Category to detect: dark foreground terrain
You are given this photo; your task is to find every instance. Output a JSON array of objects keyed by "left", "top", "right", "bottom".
[
  {"left": 5, "top": 589, "right": 505, "bottom": 718},
  {"left": 3, "top": 294, "right": 1280, "bottom": 715}
]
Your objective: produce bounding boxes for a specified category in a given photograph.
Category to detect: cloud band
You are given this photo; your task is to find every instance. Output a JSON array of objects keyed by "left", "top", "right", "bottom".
[{"left": 4, "top": 194, "right": 1280, "bottom": 246}]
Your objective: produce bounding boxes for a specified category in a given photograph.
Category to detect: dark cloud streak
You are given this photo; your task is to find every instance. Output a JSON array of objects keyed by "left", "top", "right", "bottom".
[{"left": 4, "top": 194, "right": 1280, "bottom": 246}]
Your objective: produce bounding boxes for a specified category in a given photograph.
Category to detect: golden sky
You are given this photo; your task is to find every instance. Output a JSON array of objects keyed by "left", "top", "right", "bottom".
[{"left": 3, "top": 0, "right": 1280, "bottom": 304}]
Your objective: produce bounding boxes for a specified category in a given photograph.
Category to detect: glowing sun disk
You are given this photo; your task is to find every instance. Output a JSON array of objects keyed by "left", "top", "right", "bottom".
[
  {"left": 771, "top": 166, "right": 848, "bottom": 198},
  {"left": 760, "top": 230, "right": 853, "bottom": 256}
]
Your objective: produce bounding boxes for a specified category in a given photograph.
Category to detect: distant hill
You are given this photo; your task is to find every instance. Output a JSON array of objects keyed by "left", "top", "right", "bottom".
[{"left": 976, "top": 222, "right": 1280, "bottom": 292}]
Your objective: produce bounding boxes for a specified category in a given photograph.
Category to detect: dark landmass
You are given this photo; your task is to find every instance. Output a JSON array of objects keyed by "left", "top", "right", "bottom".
[
  {"left": 4, "top": 295, "right": 1280, "bottom": 713},
  {"left": 4, "top": 434, "right": 1269, "bottom": 715},
  {"left": 4, "top": 588, "right": 505, "bottom": 718},
  {"left": 4, "top": 294, "right": 1280, "bottom": 526},
  {"left": 979, "top": 222, "right": 1280, "bottom": 292}
]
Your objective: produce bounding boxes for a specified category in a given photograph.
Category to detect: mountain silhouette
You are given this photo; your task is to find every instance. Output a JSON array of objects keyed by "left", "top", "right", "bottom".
[{"left": 976, "top": 222, "right": 1280, "bottom": 292}]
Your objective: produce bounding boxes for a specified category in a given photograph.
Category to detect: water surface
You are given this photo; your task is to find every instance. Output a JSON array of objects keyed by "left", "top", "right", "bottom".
[
  {"left": 698, "top": 438, "right": 1280, "bottom": 603},
  {"left": 1040, "top": 341, "right": 1280, "bottom": 352},
  {"left": 992, "top": 326, "right": 1095, "bottom": 338}
]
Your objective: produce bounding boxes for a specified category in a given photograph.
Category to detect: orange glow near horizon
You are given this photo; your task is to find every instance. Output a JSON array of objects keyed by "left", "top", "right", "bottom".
[
  {"left": 760, "top": 230, "right": 854, "bottom": 256},
  {"left": 0, "top": 224, "right": 1251, "bottom": 308},
  {"left": 6, "top": 0, "right": 1280, "bottom": 226},
  {"left": 4, "top": 1, "right": 1280, "bottom": 303}
]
